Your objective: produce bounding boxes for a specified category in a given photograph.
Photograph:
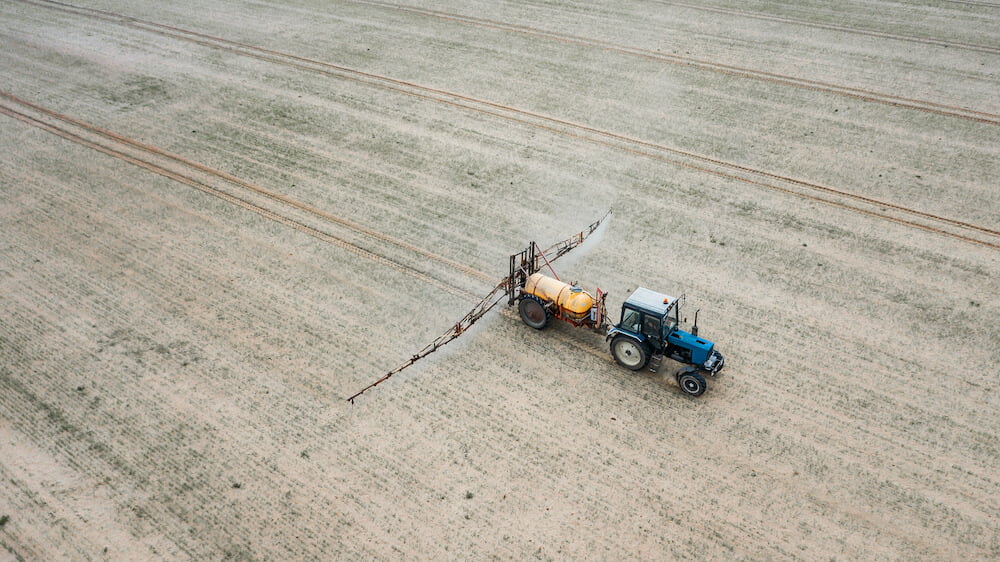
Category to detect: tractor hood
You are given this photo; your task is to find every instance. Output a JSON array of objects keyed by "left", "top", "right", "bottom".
[{"left": 667, "top": 329, "right": 714, "bottom": 366}]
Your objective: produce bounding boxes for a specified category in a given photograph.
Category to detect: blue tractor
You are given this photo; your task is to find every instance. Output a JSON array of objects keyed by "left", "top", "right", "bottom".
[
  {"left": 508, "top": 241, "right": 725, "bottom": 397},
  {"left": 606, "top": 287, "right": 725, "bottom": 396}
]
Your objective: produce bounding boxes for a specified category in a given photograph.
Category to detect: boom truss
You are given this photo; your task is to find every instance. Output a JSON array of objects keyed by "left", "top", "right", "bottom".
[{"left": 346, "top": 210, "right": 611, "bottom": 403}]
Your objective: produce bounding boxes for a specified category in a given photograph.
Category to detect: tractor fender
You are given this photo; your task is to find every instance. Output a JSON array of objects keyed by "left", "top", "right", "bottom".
[{"left": 606, "top": 326, "right": 645, "bottom": 344}]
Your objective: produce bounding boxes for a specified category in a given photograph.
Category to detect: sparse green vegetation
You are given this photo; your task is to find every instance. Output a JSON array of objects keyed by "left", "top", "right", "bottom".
[{"left": 0, "top": 0, "right": 996, "bottom": 559}]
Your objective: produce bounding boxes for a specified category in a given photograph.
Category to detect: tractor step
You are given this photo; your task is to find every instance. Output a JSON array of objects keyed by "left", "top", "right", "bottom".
[{"left": 648, "top": 353, "right": 663, "bottom": 373}]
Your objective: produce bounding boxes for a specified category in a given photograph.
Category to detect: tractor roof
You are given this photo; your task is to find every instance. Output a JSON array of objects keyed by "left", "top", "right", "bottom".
[{"left": 624, "top": 287, "right": 676, "bottom": 317}]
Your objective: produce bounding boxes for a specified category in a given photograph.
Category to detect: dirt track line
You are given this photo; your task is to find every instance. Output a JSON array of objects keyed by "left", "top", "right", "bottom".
[
  {"left": 656, "top": 1, "right": 1000, "bottom": 55},
  {"left": 25, "top": 0, "right": 1000, "bottom": 128},
  {"left": 18, "top": 0, "right": 1000, "bottom": 249},
  {"left": 1, "top": 93, "right": 609, "bottom": 380},
  {"left": 0, "top": 98, "right": 480, "bottom": 301},
  {"left": 946, "top": 0, "right": 1000, "bottom": 7},
  {"left": 2, "top": 102, "right": 987, "bottom": 482},
  {"left": 0, "top": 91, "right": 493, "bottom": 285},
  {"left": 355, "top": 0, "right": 1000, "bottom": 125}
]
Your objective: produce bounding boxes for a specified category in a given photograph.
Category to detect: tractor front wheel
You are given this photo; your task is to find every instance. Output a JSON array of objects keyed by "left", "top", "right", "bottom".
[
  {"left": 519, "top": 296, "right": 549, "bottom": 330},
  {"left": 676, "top": 368, "right": 707, "bottom": 397},
  {"left": 611, "top": 336, "right": 648, "bottom": 371}
]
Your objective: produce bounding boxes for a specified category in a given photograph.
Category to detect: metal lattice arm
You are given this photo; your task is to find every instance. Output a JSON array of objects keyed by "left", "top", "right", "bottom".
[{"left": 346, "top": 210, "right": 611, "bottom": 403}]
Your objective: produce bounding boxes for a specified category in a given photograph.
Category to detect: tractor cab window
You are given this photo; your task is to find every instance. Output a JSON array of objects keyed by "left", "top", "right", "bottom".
[
  {"left": 642, "top": 314, "right": 661, "bottom": 339},
  {"left": 621, "top": 308, "right": 641, "bottom": 333}
]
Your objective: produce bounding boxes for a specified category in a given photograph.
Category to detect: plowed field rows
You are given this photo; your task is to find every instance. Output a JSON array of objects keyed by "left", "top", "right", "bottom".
[{"left": 1, "top": 0, "right": 997, "bottom": 559}]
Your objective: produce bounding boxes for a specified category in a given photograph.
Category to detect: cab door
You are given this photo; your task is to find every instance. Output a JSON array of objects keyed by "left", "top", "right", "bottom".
[{"left": 640, "top": 313, "right": 664, "bottom": 351}]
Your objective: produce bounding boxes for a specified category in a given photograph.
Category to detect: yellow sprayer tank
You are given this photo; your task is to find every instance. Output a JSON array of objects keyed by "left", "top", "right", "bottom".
[{"left": 524, "top": 272, "right": 594, "bottom": 320}]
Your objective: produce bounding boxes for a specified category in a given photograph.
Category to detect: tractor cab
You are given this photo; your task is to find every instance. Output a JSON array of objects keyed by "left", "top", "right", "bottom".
[
  {"left": 615, "top": 287, "right": 677, "bottom": 351},
  {"left": 606, "top": 287, "right": 725, "bottom": 396}
]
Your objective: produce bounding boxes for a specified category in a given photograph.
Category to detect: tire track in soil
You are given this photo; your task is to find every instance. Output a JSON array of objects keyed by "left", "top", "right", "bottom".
[
  {"left": 4, "top": 175, "right": 349, "bottom": 394},
  {"left": 1, "top": 89, "right": 617, "bottom": 323},
  {"left": 0, "top": 97, "right": 520, "bottom": 551},
  {"left": 0, "top": 92, "right": 611, "bottom": 418},
  {"left": 0, "top": 98, "right": 512, "bottom": 442},
  {"left": 654, "top": 0, "right": 1000, "bottom": 55},
  {"left": 3, "top": 6, "right": 996, "bottom": 552},
  {"left": 2, "top": 93, "right": 995, "bottom": 459},
  {"left": 0, "top": 106, "right": 485, "bottom": 442},
  {"left": 16, "top": 0, "right": 1000, "bottom": 250},
  {"left": 0, "top": 93, "right": 485, "bottom": 303},
  {"left": 0, "top": 130, "right": 426, "bottom": 402},
  {"left": 355, "top": 0, "right": 1000, "bottom": 120},
  {"left": 947, "top": 0, "right": 1000, "bottom": 7},
  {"left": 0, "top": 90, "right": 493, "bottom": 285},
  {"left": 5, "top": 131, "right": 992, "bottom": 560},
  {"left": 2, "top": 91, "right": 993, "bottom": 438}
]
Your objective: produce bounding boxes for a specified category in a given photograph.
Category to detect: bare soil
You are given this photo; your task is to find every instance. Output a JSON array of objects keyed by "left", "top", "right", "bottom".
[{"left": 1, "top": 0, "right": 998, "bottom": 559}]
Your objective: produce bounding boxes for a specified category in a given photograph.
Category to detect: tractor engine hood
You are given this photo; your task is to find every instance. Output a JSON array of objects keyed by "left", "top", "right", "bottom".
[{"left": 667, "top": 329, "right": 715, "bottom": 366}]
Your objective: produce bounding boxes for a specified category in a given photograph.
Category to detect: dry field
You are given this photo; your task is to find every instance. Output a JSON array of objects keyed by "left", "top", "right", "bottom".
[{"left": 1, "top": 0, "right": 998, "bottom": 559}]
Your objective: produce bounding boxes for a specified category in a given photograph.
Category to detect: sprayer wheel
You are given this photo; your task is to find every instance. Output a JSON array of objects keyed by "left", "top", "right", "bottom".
[{"left": 519, "top": 296, "right": 549, "bottom": 330}]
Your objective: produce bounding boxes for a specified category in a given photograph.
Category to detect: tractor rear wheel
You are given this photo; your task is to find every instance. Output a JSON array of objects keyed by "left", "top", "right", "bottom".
[
  {"left": 611, "top": 336, "right": 648, "bottom": 371},
  {"left": 519, "top": 297, "right": 549, "bottom": 329},
  {"left": 676, "top": 368, "right": 707, "bottom": 397}
]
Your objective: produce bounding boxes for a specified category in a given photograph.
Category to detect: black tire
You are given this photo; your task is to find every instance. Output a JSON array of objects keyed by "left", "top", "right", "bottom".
[
  {"left": 676, "top": 368, "right": 707, "bottom": 397},
  {"left": 519, "top": 296, "right": 549, "bottom": 329},
  {"left": 611, "top": 336, "right": 648, "bottom": 371}
]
